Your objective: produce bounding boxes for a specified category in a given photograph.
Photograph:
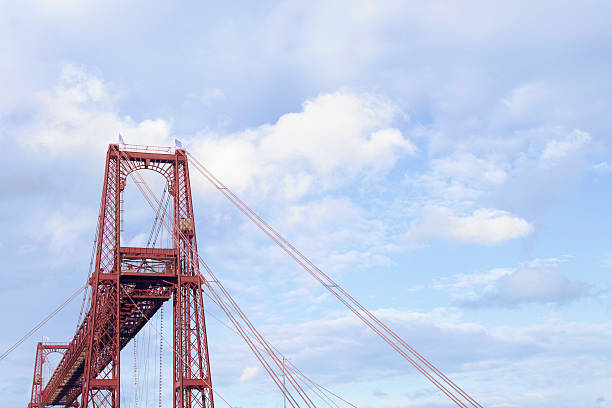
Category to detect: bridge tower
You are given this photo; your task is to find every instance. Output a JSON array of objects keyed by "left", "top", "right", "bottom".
[
  {"left": 28, "top": 343, "right": 69, "bottom": 408},
  {"left": 49, "top": 144, "right": 214, "bottom": 408}
]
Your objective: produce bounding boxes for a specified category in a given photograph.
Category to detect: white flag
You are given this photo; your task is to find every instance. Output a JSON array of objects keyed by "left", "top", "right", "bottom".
[
  {"left": 119, "top": 134, "right": 125, "bottom": 145},
  {"left": 175, "top": 138, "right": 183, "bottom": 148}
]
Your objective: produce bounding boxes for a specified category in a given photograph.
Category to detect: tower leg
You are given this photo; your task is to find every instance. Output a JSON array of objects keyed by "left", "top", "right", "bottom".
[
  {"left": 80, "top": 278, "right": 121, "bottom": 408},
  {"left": 38, "top": 145, "right": 215, "bottom": 408},
  {"left": 172, "top": 152, "right": 214, "bottom": 408},
  {"left": 81, "top": 147, "right": 122, "bottom": 408},
  {"left": 173, "top": 280, "right": 214, "bottom": 408},
  {"left": 28, "top": 343, "right": 44, "bottom": 408}
]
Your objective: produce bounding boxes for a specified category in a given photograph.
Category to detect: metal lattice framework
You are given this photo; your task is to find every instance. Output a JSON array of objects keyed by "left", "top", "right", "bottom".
[
  {"left": 29, "top": 145, "right": 214, "bottom": 408},
  {"left": 28, "top": 343, "right": 69, "bottom": 408},
  {"left": 23, "top": 143, "right": 484, "bottom": 408}
]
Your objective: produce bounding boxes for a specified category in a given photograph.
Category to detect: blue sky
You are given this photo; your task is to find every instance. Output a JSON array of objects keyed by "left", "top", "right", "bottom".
[{"left": 1, "top": 1, "right": 611, "bottom": 407}]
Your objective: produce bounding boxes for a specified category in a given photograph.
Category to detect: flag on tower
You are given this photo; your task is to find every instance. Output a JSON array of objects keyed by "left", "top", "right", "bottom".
[
  {"left": 175, "top": 138, "right": 183, "bottom": 148},
  {"left": 119, "top": 134, "right": 125, "bottom": 145}
]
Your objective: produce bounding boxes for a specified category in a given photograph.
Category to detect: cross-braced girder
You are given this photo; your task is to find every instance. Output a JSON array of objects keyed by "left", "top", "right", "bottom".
[{"left": 29, "top": 145, "right": 214, "bottom": 408}]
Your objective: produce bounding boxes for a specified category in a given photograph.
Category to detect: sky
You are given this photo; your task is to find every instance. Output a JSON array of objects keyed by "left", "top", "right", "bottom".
[{"left": 0, "top": 0, "right": 611, "bottom": 407}]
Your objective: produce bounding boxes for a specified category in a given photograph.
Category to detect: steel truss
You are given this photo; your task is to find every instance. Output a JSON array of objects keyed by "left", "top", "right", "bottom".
[{"left": 28, "top": 145, "right": 214, "bottom": 408}]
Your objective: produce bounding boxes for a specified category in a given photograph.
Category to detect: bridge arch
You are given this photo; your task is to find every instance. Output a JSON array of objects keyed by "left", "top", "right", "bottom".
[{"left": 119, "top": 157, "right": 175, "bottom": 194}]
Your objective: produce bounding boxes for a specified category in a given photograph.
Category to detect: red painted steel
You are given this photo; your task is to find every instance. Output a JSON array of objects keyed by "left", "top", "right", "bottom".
[
  {"left": 22, "top": 142, "right": 483, "bottom": 408},
  {"left": 29, "top": 145, "right": 214, "bottom": 408},
  {"left": 28, "top": 343, "right": 69, "bottom": 408},
  {"left": 185, "top": 151, "right": 482, "bottom": 408}
]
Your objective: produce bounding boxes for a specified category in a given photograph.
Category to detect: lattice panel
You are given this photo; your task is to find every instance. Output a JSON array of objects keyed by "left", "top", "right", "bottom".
[
  {"left": 56, "top": 146, "right": 215, "bottom": 408},
  {"left": 174, "top": 152, "right": 214, "bottom": 408}
]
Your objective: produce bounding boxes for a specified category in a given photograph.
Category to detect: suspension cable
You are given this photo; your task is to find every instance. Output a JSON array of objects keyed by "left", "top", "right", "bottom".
[
  {"left": 120, "top": 151, "right": 317, "bottom": 408},
  {"left": 0, "top": 284, "right": 86, "bottom": 362},
  {"left": 128, "top": 174, "right": 171, "bottom": 408},
  {"left": 198, "top": 288, "right": 358, "bottom": 408},
  {"left": 123, "top": 150, "right": 362, "bottom": 408},
  {"left": 189, "top": 280, "right": 352, "bottom": 408},
  {"left": 185, "top": 151, "right": 482, "bottom": 408},
  {"left": 123, "top": 290, "right": 234, "bottom": 408},
  {"left": 146, "top": 183, "right": 170, "bottom": 248},
  {"left": 126, "top": 162, "right": 366, "bottom": 407},
  {"left": 76, "top": 211, "right": 102, "bottom": 332}
]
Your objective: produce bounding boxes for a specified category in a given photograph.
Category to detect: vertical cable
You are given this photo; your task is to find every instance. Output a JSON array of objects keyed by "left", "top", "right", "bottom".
[
  {"left": 159, "top": 305, "right": 164, "bottom": 408},
  {"left": 133, "top": 337, "right": 139, "bottom": 408}
]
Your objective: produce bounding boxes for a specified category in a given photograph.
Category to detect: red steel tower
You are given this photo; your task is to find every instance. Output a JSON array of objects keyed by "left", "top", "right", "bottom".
[
  {"left": 29, "top": 144, "right": 214, "bottom": 408},
  {"left": 28, "top": 343, "right": 69, "bottom": 408},
  {"left": 24, "top": 142, "right": 486, "bottom": 408}
]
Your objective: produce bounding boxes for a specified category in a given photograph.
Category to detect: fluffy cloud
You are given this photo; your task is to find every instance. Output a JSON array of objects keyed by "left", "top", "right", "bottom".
[
  {"left": 409, "top": 152, "right": 509, "bottom": 204},
  {"left": 433, "top": 267, "right": 514, "bottom": 299},
  {"left": 540, "top": 129, "right": 591, "bottom": 167},
  {"left": 190, "top": 91, "right": 414, "bottom": 198},
  {"left": 41, "top": 209, "right": 94, "bottom": 252},
  {"left": 431, "top": 152, "right": 508, "bottom": 185},
  {"left": 22, "top": 63, "right": 172, "bottom": 156},
  {"left": 593, "top": 159, "right": 612, "bottom": 172},
  {"left": 238, "top": 366, "right": 260, "bottom": 382},
  {"left": 502, "top": 82, "right": 550, "bottom": 118},
  {"left": 461, "top": 265, "right": 588, "bottom": 308},
  {"left": 431, "top": 257, "right": 589, "bottom": 308},
  {"left": 0, "top": 1, "right": 611, "bottom": 407},
  {"left": 408, "top": 207, "right": 533, "bottom": 245},
  {"left": 215, "top": 306, "right": 612, "bottom": 407}
]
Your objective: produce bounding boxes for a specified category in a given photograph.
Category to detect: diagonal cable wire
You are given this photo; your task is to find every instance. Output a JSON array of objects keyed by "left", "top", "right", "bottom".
[
  {"left": 120, "top": 150, "right": 321, "bottom": 408},
  {"left": 197, "top": 287, "right": 358, "bottom": 408},
  {"left": 123, "top": 289, "right": 234, "bottom": 408},
  {"left": 185, "top": 150, "right": 483, "bottom": 408},
  {"left": 120, "top": 150, "right": 304, "bottom": 407},
  {"left": 0, "top": 285, "right": 86, "bottom": 362}
]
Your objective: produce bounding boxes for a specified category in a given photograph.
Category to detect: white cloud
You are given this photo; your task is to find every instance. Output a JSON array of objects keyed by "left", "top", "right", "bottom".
[
  {"left": 238, "top": 366, "right": 260, "bottom": 382},
  {"left": 15, "top": 204, "right": 98, "bottom": 267},
  {"left": 255, "top": 306, "right": 612, "bottom": 407},
  {"left": 436, "top": 257, "right": 588, "bottom": 308},
  {"left": 184, "top": 88, "right": 225, "bottom": 107},
  {"left": 190, "top": 91, "right": 414, "bottom": 198},
  {"left": 593, "top": 160, "right": 612, "bottom": 172},
  {"left": 35, "top": 0, "right": 86, "bottom": 11},
  {"left": 409, "top": 152, "right": 509, "bottom": 204},
  {"left": 409, "top": 207, "right": 533, "bottom": 245},
  {"left": 125, "top": 232, "right": 147, "bottom": 248},
  {"left": 281, "top": 196, "right": 388, "bottom": 267},
  {"left": 432, "top": 267, "right": 514, "bottom": 300},
  {"left": 540, "top": 129, "right": 591, "bottom": 166},
  {"left": 201, "top": 194, "right": 392, "bottom": 292},
  {"left": 428, "top": 256, "right": 586, "bottom": 307},
  {"left": 0, "top": 1, "right": 610, "bottom": 407},
  {"left": 22, "top": 63, "right": 172, "bottom": 156},
  {"left": 461, "top": 266, "right": 587, "bottom": 308},
  {"left": 502, "top": 82, "right": 550, "bottom": 117},
  {"left": 432, "top": 152, "right": 508, "bottom": 185},
  {"left": 601, "top": 252, "right": 612, "bottom": 268},
  {"left": 40, "top": 207, "right": 94, "bottom": 252}
]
